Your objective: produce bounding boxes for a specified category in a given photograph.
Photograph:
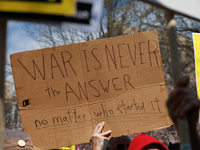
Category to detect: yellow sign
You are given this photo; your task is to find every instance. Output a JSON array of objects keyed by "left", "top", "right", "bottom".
[
  {"left": 193, "top": 33, "right": 200, "bottom": 98},
  {"left": 0, "top": 0, "right": 75, "bottom": 16},
  {"left": 60, "top": 145, "right": 76, "bottom": 150}
]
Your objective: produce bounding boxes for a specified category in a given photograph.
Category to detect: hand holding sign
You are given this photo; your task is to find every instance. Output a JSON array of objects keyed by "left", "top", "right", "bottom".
[
  {"left": 166, "top": 76, "right": 200, "bottom": 150},
  {"left": 91, "top": 122, "right": 111, "bottom": 150},
  {"left": 167, "top": 76, "right": 199, "bottom": 123}
]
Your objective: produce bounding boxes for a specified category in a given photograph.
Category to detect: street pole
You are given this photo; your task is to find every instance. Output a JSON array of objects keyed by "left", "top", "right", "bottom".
[
  {"left": 166, "top": 11, "right": 191, "bottom": 150},
  {"left": 0, "top": 19, "right": 7, "bottom": 150}
]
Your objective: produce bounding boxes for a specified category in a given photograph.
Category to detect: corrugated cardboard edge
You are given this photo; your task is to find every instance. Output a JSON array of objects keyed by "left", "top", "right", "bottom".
[{"left": 33, "top": 145, "right": 44, "bottom": 150}]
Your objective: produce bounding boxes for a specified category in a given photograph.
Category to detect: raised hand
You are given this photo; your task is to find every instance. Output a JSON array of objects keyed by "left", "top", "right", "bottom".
[{"left": 91, "top": 122, "right": 111, "bottom": 150}]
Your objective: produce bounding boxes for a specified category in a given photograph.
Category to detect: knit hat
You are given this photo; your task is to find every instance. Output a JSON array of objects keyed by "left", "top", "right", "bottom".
[
  {"left": 128, "top": 134, "right": 169, "bottom": 150},
  {"left": 4, "top": 130, "right": 33, "bottom": 150}
]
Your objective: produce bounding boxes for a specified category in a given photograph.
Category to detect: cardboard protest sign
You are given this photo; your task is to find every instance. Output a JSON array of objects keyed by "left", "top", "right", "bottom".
[
  {"left": 0, "top": 0, "right": 75, "bottom": 16},
  {"left": 60, "top": 145, "right": 76, "bottom": 150},
  {"left": 141, "top": 0, "right": 200, "bottom": 21},
  {"left": 193, "top": 33, "right": 200, "bottom": 98},
  {"left": 62, "top": 0, "right": 104, "bottom": 31},
  {"left": 0, "top": 0, "right": 103, "bottom": 32},
  {"left": 11, "top": 31, "right": 172, "bottom": 150},
  {"left": 192, "top": 33, "right": 200, "bottom": 123}
]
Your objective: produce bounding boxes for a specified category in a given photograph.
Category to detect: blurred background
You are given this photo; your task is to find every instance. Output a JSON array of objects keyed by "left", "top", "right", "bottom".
[{"left": 3, "top": 0, "right": 200, "bottom": 149}]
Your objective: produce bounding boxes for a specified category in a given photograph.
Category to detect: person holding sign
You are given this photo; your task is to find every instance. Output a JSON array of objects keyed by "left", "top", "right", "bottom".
[
  {"left": 91, "top": 122, "right": 168, "bottom": 150},
  {"left": 91, "top": 122, "right": 111, "bottom": 150},
  {"left": 91, "top": 122, "right": 131, "bottom": 150},
  {"left": 104, "top": 136, "right": 131, "bottom": 150},
  {"left": 166, "top": 76, "right": 200, "bottom": 150},
  {"left": 4, "top": 130, "right": 33, "bottom": 150},
  {"left": 128, "top": 134, "right": 168, "bottom": 150}
]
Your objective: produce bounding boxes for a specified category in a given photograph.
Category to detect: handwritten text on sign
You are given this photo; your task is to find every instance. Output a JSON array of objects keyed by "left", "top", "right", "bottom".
[{"left": 11, "top": 31, "right": 172, "bottom": 150}]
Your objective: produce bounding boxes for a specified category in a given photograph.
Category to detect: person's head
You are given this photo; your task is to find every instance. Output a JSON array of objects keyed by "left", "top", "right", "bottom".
[
  {"left": 128, "top": 134, "right": 168, "bottom": 150},
  {"left": 168, "top": 142, "right": 179, "bottom": 150},
  {"left": 4, "top": 130, "right": 33, "bottom": 150},
  {"left": 104, "top": 136, "right": 131, "bottom": 150}
]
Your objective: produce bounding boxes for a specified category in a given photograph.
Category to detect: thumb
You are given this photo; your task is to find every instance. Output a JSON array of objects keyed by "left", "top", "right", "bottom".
[{"left": 175, "top": 76, "right": 190, "bottom": 88}]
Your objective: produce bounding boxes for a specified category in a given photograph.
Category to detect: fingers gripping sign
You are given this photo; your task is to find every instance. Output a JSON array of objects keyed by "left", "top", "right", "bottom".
[
  {"left": 166, "top": 76, "right": 200, "bottom": 127},
  {"left": 166, "top": 76, "right": 200, "bottom": 150},
  {"left": 91, "top": 122, "right": 111, "bottom": 150}
]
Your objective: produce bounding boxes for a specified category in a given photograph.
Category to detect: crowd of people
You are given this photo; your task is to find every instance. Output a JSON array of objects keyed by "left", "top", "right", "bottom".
[{"left": 3, "top": 76, "right": 200, "bottom": 150}]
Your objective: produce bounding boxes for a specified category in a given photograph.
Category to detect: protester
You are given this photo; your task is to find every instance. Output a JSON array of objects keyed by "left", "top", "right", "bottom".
[
  {"left": 91, "top": 122, "right": 131, "bottom": 150},
  {"left": 168, "top": 142, "right": 179, "bottom": 150},
  {"left": 4, "top": 130, "right": 33, "bottom": 150},
  {"left": 109, "top": 136, "right": 131, "bottom": 150},
  {"left": 128, "top": 134, "right": 168, "bottom": 150},
  {"left": 104, "top": 136, "right": 131, "bottom": 150},
  {"left": 91, "top": 122, "right": 168, "bottom": 150},
  {"left": 91, "top": 122, "right": 111, "bottom": 150},
  {"left": 166, "top": 75, "right": 200, "bottom": 150}
]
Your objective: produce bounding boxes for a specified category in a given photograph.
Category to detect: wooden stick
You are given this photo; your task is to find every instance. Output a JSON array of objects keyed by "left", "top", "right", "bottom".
[
  {"left": 0, "top": 19, "right": 7, "bottom": 150},
  {"left": 166, "top": 11, "right": 191, "bottom": 150}
]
